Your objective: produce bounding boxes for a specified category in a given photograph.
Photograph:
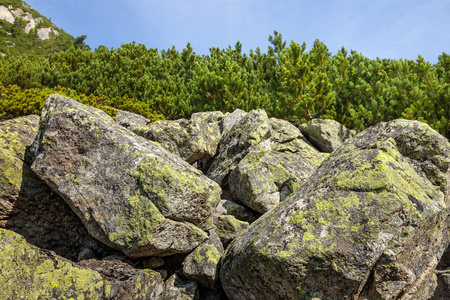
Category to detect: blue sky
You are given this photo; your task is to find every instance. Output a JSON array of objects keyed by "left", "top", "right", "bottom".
[{"left": 25, "top": 0, "right": 449, "bottom": 63}]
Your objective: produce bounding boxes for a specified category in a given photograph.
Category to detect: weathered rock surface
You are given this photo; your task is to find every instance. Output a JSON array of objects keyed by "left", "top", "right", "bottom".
[
  {"left": 214, "top": 215, "right": 249, "bottom": 249},
  {"left": 229, "top": 149, "right": 325, "bottom": 214},
  {"left": 220, "top": 109, "right": 247, "bottom": 135},
  {"left": 219, "top": 200, "right": 260, "bottom": 223},
  {"left": 31, "top": 95, "right": 220, "bottom": 257},
  {"left": 115, "top": 109, "right": 151, "bottom": 131},
  {"left": 134, "top": 111, "right": 223, "bottom": 164},
  {"left": 0, "top": 227, "right": 105, "bottom": 299},
  {"left": 299, "top": 118, "right": 356, "bottom": 153},
  {"left": 78, "top": 259, "right": 164, "bottom": 299},
  {"left": 221, "top": 119, "right": 450, "bottom": 299},
  {"left": 226, "top": 116, "right": 327, "bottom": 213},
  {"left": 0, "top": 228, "right": 164, "bottom": 299},
  {"left": 207, "top": 109, "right": 272, "bottom": 186},
  {"left": 0, "top": 115, "right": 113, "bottom": 260},
  {"left": 160, "top": 274, "right": 200, "bottom": 300},
  {"left": 183, "top": 236, "right": 223, "bottom": 290}
]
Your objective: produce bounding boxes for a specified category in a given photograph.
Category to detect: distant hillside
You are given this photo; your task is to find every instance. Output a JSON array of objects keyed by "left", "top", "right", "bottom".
[{"left": 0, "top": 0, "right": 76, "bottom": 56}]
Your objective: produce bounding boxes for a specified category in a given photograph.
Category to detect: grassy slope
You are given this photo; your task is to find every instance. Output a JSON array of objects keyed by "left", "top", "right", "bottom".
[{"left": 0, "top": 0, "right": 74, "bottom": 56}]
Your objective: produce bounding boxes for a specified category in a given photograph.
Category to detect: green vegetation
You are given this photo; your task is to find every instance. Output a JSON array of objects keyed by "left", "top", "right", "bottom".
[
  {"left": 1, "top": 27, "right": 449, "bottom": 138},
  {"left": 0, "top": 0, "right": 76, "bottom": 56},
  {"left": 0, "top": 85, "right": 164, "bottom": 122}
]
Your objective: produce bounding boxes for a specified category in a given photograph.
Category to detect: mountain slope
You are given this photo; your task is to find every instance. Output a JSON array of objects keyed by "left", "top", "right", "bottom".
[{"left": 0, "top": 0, "right": 75, "bottom": 56}]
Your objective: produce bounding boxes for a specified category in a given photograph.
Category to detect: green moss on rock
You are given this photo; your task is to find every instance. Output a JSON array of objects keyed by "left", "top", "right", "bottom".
[{"left": 0, "top": 228, "right": 108, "bottom": 299}]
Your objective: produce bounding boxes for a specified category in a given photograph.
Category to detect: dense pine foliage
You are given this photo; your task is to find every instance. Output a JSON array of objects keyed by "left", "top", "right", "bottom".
[{"left": 1, "top": 31, "right": 449, "bottom": 137}]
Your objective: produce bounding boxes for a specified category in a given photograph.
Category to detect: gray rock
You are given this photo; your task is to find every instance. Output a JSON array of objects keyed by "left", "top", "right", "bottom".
[
  {"left": 220, "top": 109, "right": 247, "bottom": 135},
  {"left": 221, "top": 119, "right": 450, "bottom": 300},
  {"left": 299, "top": 118, "right": 356, "bottom": 153},
  {"left": 207, "top": 109, "right": 271, "bottom": 186},
  {"left": 134, "top": 111, "right": 223, "bottom": 164},
  {"left": 0, "top": 228, "right": 164, "bottom": 299},
  {"left": 115, "top": 109, "right": 151, "bottom": 131},
  {"left": 31, "top": 95, "right": 220, "bottom": 257},
  {"left": 182, "top": 239, "right": 222, "bottom": 290},
  {"left": 214, "top": 215, "right": 249, "bottom": 249},
  {"left": 229, "top": 149, "right": 326, "bottom": 214},
  {"left": 0, "top": 115, "right": 113, "bottom": 261},
  {"left": 160, "top": 274, "right": 200, "bottom": 300},
  {"left": 78, "top": 258, "right": 164, "bottom": 299},
  {"left": 220, "top": 200, "right": 259, "bottom": 223}
]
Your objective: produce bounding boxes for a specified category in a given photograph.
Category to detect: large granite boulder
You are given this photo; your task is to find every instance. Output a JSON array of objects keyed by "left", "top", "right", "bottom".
[
  {"left": 0, "top": 115, "right": 112, "bottom": 260},
  {"left": 221, "top": 119, "right": 450, "bottom": 299},
  {"left": 220, "top": 109, "right": 247, "bottom": 135},
  {"left": 31, "top": 95, "right": 221, "bottom": 258},
  {"left": 228, "top": 149, "right": 325, "bottom": 214},
  {"left": 207, "top": 109, "right": 272, "bottom": 186},
  {"left": 134, "top": 111, "right": 223, "bottom": 164},
  {"left": 227, "top": 117, "right": 327, "bottom": 213},
  {"left": 299, "top": 118, "right": 356, "bottom": 153},
  {"left": 0, "top": 228, "right": 164, "bottom": 299}
]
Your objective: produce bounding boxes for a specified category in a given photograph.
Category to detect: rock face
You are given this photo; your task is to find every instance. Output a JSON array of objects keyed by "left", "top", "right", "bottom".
[
  {"left": 0, "top": 5, "right": 15, "bottom": 24},
  {"left": 134, "top": 111, "right": 223, "bottom": 165},
  {"left": 77, "top": 259, "right": 164, "bottom": 299},
  {"left": 0, "top": 228, "right": 164, "bottom": 299},
  {"left": 221, "top": 119, "right": 450, "bottom": 299},
  {"left": 183, "top": 231, "right": 224, "bottom": 290},
  {"left": 3, "top": 97, "right": 450, "bottom": 299},
  {"left": 299, "top": 118, "right": 356, "bottom": 153},
  {"left": 206, "top": 109, "right": 271, "bottom": 186},
  {"left": 0, "top": 115, "right": 112, "bottom": 260},
  {"left": 31, "top": 95, "right": 220, "bottom": 257},
  {"left": 114, "top": 109, "right": 151, "bottom": 131},
  {"left": 210, "top": 112, "right": 327, "bottom": 213}
]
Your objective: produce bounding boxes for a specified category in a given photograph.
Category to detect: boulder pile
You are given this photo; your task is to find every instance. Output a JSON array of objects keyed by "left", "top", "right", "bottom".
[{"left": 1, "top": 94, "right": 449, "bottom": 299}]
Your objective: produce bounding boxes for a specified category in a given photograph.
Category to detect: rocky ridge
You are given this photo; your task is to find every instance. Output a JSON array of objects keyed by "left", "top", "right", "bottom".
[{"left": 1, "top": 94, "right": 450, "bottom": 299}]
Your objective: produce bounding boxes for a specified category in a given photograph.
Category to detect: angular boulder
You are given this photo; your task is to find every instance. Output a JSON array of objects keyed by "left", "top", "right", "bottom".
[
  {"left": 220, "top": 109, "right": 247, "bottom": 135},
  {"left": 229, "top": 149, "right": 325, "bottom": 214},
  {"left": 214, "top": 215, "right": 249, "bottom": 249},
  {"left": 207, "top": 109, "right": 271, "bottom": 186},
  {"left": 0, "top": 228, "right": 163, "bottom": 299},
  {"left": 134, "top": 111, "right": 223, "bottom": 164},
  {"left": 31, "top": 95, "right": 221, "bottom": 257},
  {"left": 0, "top": 115, "right": 111, "bottom": 260},
  {"left": 221, "top": 119, "right": 450, "bottom": 299},
  {"left": 78, "top": 259, "right": 164, "bottom": 299},
  {"left": 182, "top": 241, "right": 222, "bottom": 290},
  {"left": 228, "top": 117, "right": 327, "bottom": 213},
  {"left": 299, "top": 118, "right": 356, "bottom": 153}
]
